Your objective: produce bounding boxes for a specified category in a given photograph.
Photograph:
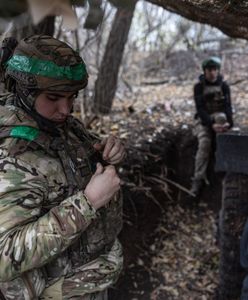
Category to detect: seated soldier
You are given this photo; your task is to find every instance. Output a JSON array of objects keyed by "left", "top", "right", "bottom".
[
  {"left": 0, "top": 35, "right": 125, "bottom": 300},
  {"left": 190, "top": 56, "right": 233, "bottom": 197}
]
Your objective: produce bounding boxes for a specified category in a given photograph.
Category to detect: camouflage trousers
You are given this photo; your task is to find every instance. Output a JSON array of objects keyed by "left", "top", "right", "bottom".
[
  {"left": 192, "top": 119, "right": 213, "bottom": 182},
  {"left": 193, "top": 112, "right": 228, "bottom": 182},
  {"left": 40, "top": 277, "right": 108, "bottom": 300}
]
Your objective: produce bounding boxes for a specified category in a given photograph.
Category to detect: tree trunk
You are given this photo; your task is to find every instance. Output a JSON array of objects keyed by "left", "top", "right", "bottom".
[{"left": 93, "top": 1, "right": 137, "bottom": 114}]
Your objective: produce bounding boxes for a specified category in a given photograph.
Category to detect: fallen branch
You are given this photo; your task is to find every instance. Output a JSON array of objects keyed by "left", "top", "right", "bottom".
[
  {"left": 141, "top": 79, "right": 170, "bottom": 86},
  {"left": 144, "top": 175, "right": 194, "bottom": 197}
]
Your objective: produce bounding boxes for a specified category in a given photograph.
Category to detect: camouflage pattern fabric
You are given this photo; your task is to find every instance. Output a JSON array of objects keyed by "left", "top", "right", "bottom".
[
  {"left": 193, "top": 112, "right": 227, "bottom": 182},
  {"left": 0, "top": 97, "right": 123, "bottom": 299},
  {"left": 41, "top": 276, "right": 108, "bottom": 299},
  {"left": 203, "top": 84, "right": 225, "bottom": 115},
  {"left": 193, "top": 119, "right": 213, "bottom": 182},
  {"left": 2, "top": 35, "right": 88, "bottom": 109}
]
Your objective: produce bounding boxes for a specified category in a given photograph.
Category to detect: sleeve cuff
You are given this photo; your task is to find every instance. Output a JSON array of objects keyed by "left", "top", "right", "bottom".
[{"left": 67, "top": 190, "right": 97, "bottom": 224}]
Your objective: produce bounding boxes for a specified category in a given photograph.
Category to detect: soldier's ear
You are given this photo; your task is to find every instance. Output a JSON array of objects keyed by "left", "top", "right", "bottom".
[{"left": 4, "top": 77, "right": 16, "bottom": 93}]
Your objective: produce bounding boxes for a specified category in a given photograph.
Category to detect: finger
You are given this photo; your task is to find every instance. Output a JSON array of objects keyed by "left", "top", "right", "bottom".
[
  {"left": 105, "top": 141, "right": 125, "bottom": 163},
  {"left": 93, "top": 143, "right": 103, "bottom": 151},
  {"left": 103, "top": 135, "right": 116, "bottom": 159},
  {"left": 107, "top": 150, "right": 126, "bottom": 164},
  {"left": 104, "top": 165, "right": 116, "bottom": 173},
  {"left": 100, "top": 137, "right": 107, "bottom": 146},
  {"left": 107, "top": 155, "right": 122, "bottom": 165},
  {"left": 104, "top": 165, "right": 118, "bottom": 178},
  {"left": 106, "top": 140, "right": 122, "bottom": 160},
  {"left": 108, "top": 157, "right": 122, "bottom": 165},
  {"left": 94, "top": 163, "right": 104, "bottom": 175}
]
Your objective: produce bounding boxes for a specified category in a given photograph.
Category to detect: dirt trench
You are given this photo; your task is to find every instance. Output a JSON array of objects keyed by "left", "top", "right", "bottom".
[{"left": 109, "top": 127, "right": 224, "bottom": 300}]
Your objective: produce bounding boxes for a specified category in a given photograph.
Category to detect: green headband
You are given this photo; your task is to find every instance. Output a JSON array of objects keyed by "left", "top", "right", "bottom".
[{"left": 6, "top": 55, "right": 87, "bottom": 81}]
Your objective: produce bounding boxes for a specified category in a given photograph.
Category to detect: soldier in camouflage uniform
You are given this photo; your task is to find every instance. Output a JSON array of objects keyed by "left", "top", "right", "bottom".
[
  {"left": 0, "top": 35, "right": 125, "bottom": 299},
  {"left": 190, "top": 56, "right": 233, "bottom": 197}
]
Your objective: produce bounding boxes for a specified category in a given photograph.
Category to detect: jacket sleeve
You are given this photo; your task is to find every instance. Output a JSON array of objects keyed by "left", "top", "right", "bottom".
[
  {"left": 194, "top": 83, "right": 213, "bottom": 127},
  {"left": 222, "top": 82, "right": 233, "bottom": 127},
  {"left": 0, "top": 156, "right": 96, "bottom": 281}
]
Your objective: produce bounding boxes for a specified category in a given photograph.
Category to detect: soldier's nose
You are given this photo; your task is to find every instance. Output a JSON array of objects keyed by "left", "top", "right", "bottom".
[{"left": 58, "top": 99, "right": 70, "bottom": 116}]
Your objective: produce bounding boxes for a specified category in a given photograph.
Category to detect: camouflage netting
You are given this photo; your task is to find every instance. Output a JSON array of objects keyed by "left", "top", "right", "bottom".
[{"left": 147, "top": 0, "right": 248, "bottom": 39}]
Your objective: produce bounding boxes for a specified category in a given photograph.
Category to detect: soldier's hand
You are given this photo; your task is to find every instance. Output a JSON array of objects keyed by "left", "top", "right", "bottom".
[
  {"left": 84, "top": 163, "right": 120, "bottom": 210},
  {"left": 93, "top": 135, "right": 125, "bottom": 165},
  {"left": 222, "top": 122, "right": 230, "bottom": 131},
  {"left": 212, "top": 123, "right": 224, "bottom": 133}
]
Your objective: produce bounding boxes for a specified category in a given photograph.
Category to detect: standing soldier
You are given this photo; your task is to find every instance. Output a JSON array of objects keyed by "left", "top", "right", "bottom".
[
  {"left": 0, "top": 35, "right": 125, "bottom": 299},
  {"left": 190, "top": 56, "right": 233, "bottom": 197}
]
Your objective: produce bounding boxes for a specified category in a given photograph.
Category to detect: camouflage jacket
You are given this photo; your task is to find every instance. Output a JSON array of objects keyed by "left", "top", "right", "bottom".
[
  {"left": 194, "top": 74, "right": 233, "bottom": 128},
  {"left": 0, "top": 98, "right": 123, "bottom": 299}
]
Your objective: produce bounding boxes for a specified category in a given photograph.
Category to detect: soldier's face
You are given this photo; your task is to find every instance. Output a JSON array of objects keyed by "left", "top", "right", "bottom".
[
  {"left": 34, "top": 91, "right": 77, "bottom": 123},
  {"left": 204, "top": 67, "right": 219, "bottom": 83}
]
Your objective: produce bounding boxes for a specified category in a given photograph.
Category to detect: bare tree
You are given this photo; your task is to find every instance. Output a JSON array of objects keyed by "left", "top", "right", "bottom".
[{"left": 93, "top": 1, "right": 137, "bottom": 114}]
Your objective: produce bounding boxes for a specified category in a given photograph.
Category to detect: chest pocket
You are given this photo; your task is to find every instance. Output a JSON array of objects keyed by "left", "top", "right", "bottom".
[
  {"left": 68, "top": 139, "right": 94, "bottom": 190},
  {"left": 204, "top": 85, "right": 225, "bottom": 114}
]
